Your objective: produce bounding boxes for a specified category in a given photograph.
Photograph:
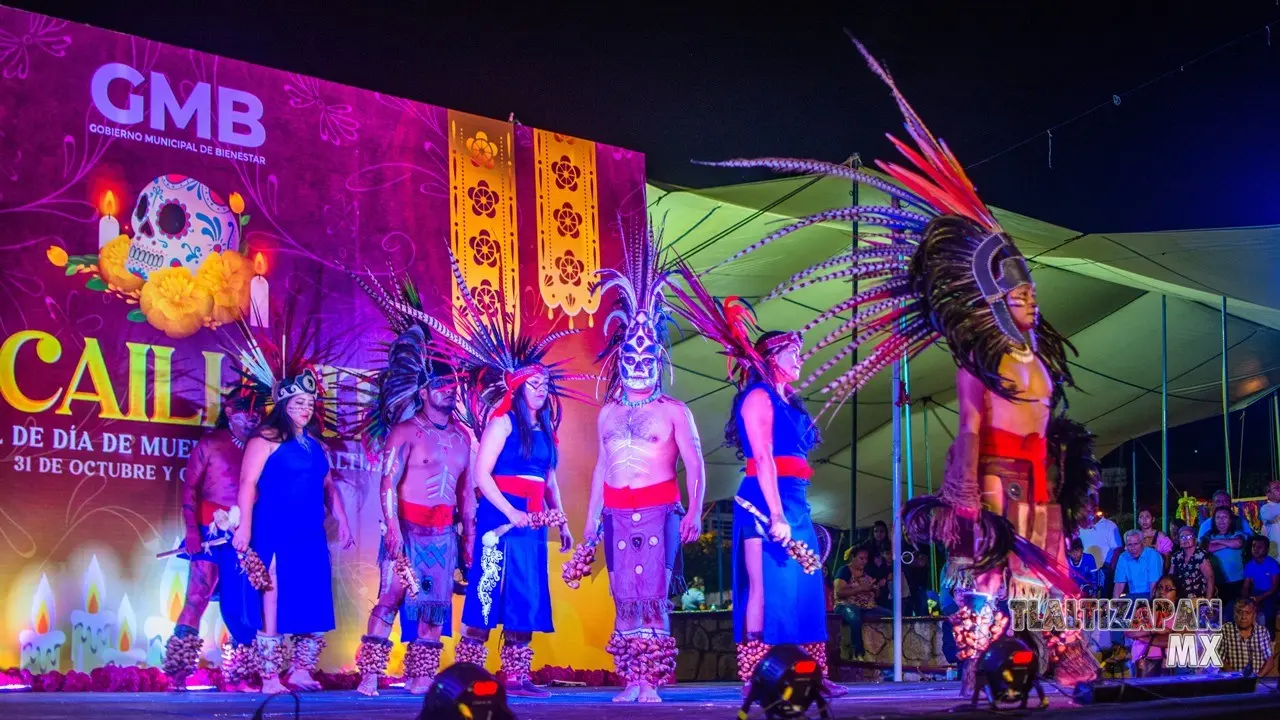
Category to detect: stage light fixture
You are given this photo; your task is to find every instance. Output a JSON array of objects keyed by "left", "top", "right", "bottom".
[
  {"left": 419, "top": 662, "right": 516, "bottom": 720},
  {"left": 738, "top": 644, "right": 832, "bottom": 720},
  {"left": 972, "top": 636, "right": 1047, "bottom": 710}
]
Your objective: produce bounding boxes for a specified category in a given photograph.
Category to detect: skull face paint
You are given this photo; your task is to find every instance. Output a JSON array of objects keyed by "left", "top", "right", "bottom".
[
  {"left": 620, "top": 310, "right": 662, "bottom": 391},
  {"left": 126, "top": 175, "right": 241, "bottom": 280}
]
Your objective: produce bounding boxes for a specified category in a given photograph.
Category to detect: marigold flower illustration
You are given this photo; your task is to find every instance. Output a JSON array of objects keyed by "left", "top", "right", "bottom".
[
  {"left": 46, "top": 245, "right": 67, "bottom": 267},
  {"left": 194, "top": 251, "right": 252, "bottom": 325},
  {"left": 140, "top": 267, "right": 214, "bottom": 339},
  {"left": 228, "top": 192, "right": 245, "bottom": 215},
  {"left": 99, "top": 235, "right": 144, "bottom": 293}
]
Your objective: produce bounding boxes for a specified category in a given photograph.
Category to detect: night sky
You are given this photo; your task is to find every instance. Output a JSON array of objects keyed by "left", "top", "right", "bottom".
[{"left": 13, "top": 0, "right": 1280, "bottom": 506}]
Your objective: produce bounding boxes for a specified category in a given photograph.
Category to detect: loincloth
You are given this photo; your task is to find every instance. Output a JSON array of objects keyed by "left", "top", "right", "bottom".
[
  {"left": 603, "top": 480, "right": 684, "bottom": 623},
  {"left": 980, "top": 453, "right": 1066, "bottom": 600},
  {"left": 379, "top": 499, "right": 457, "bottom": 626}
]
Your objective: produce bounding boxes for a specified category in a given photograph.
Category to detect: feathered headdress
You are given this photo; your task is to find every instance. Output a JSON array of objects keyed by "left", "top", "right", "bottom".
[
  {"left": 387, "top": 248, "right": 594, "bottom": 436},
  {"left": 665, "top": 256, "right": 801, "bottom": 389},
  {"left": 699, "top": 36, "right": 1075, "bottom": 415},
  {"left": 349, "top": 267, "right": 463, "bottom": 453},
  {"left": 591, "top": 219, "right": 678, "bottom": 399},
  {"left": 1048, "top": 416, "right": 1103, "bottom": 538},
  {"left": 220, "top": 310, "right": 346, "bottom": 437}
]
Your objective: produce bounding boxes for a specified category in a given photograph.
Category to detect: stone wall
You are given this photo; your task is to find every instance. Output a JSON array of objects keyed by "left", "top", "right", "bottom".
[
  {"left": 670, "top": 611, "right": 841, "bottom": 682},
  {"left": 861, "top": 617, "right": 950, "bottom": 668}
]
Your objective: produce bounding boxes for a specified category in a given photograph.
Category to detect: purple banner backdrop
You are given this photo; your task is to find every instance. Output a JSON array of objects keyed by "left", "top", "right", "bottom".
[{"left": 0, "top": 6, "right": 645, "bottom": 676}]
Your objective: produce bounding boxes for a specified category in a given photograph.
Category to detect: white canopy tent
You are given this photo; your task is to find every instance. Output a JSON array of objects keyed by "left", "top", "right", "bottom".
[{"left": 649, "top": 175, "right": 1280, "bottom": 530}]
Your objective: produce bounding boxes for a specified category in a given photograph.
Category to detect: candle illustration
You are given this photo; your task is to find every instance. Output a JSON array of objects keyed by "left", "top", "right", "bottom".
[
  {"left": 98, "top": 190, "right": 120, "bottom": 249},
  {"left": 144, "top": 550, "right": 188, "bottom": 667},
  {"left": 249, "top": 252, "right": 269, "bottom": 327},
  {"left": 70, "top": 555, "right": 116, "bottom": 672},
  {"left": 103, "top": 595, "right": 146, "bottom": 666},
  {"left": 199, "top": 603, "right": 229, "bottom": 666},
  {"left": 18, "top": 574, "right": 65, "bottom": 673}
]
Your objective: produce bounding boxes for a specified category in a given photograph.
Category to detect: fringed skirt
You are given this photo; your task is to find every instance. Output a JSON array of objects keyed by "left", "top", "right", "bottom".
[
  {"left": 603, "top": 502, "right": 683, "bottom": 626},
  {"left": 380, "top": 517, "right": 457, "bottom": 642}
]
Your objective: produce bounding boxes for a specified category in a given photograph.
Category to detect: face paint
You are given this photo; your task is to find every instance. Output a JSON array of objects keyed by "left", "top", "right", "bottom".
[{"left": 619, "top": 310, "right": 661, "bottom": 391}]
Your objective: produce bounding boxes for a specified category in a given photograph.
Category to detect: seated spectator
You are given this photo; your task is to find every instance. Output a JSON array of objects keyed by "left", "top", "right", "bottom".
[
  {"left": 834, "top": 547, "right": 889, "bottom": 659},
  {"left": 1129, "top": 575, "right": 1178, "bottom": 677},
  {"left": 681, "top": 576, "right": 706, "bottom": 611},
  {"left": 1171, "top": 524, "right": 1215, "bottom": 599},
  {"left": 1067, "top": 537, "right": 1100, "bottom": 595},
  {"left": 1114, "top": 529, "right": 1164, "bottom": 600},
  {"left": 1221, "top": 597, "right": 1272, "bottom": 673},
  {"left": 1244, "top": 535, "right": 1280, "bottom": 631}
]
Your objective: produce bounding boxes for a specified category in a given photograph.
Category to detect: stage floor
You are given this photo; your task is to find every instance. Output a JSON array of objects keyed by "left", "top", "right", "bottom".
[{"left": 3, "top": 681, "right": 1280, "bottom": 719}]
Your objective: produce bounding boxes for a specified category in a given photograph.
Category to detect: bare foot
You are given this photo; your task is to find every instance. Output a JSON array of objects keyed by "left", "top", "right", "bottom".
[
  {"left": 407, "top": 676, "right": 432, "bottom": 695},
  {"left": 261, "top": 675, "right": 288, "bottom": 695},
  {"left": 356, "top": 674, "right": 379, "bottom": 697},
  {"left": 636, "top": 683, "right": 661, "bottom": 703},
  {"left": 821, "top": 679, "right": 848, "bottom": 698},
  {"left": 612, "top": 684, "right": 640, "bottom": 702},
  {"left": 287, "top": 669, "right": 322, "bottom": 691}
]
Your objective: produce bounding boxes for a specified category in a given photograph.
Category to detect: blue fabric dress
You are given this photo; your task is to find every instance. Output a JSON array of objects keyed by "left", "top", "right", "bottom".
[
  {"left": 461, "top": 414, "right": 555, "bottom": 633},
  {"left": 247, "top": 433, "right": 336, "bottom": 635},
  {"left": 731, "top": 381, "right": 827, "bottom": 645}
]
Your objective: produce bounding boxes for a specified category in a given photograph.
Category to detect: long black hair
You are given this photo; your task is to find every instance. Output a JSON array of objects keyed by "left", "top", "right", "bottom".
[
  {"left": 509, "top": 379, "right": 558, "bottom": 469},
  {"left": 723, "top": 330, "right": 820, "bottom": 459},
  {"left": 252, "top": 394, "right": 320, "bottom": 444}
]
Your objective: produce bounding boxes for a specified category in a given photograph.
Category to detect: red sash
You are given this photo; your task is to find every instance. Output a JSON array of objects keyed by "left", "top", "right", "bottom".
[
  {"left": 981, "top": 428, "right": 1048, "bottom": 503},
  {"left": 200, "top": 502, "right": 230, "bottom": 526},
  {"left": 399, "top": 499, "right": 454, "bottom": 528},
  {"left": 745, "top": 456, "right": 813, "bottom": 480},
  {"left": 604, "top": 479, "right": 680, "bottom": 510},
  {"left": 494, "top": 475, "right": 545, "bottom": 512}
]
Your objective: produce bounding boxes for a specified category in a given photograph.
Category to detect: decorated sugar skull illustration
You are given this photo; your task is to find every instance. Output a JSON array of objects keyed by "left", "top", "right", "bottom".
[{"left": 125, "top": 175, "right": 241, "bottom": 280}]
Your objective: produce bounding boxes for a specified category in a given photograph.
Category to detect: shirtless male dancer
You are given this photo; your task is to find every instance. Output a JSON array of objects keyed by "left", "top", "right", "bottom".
[
  {"left": 355, "top": 327, "right": 474, "bottom": 695},
  {"left": 164, "top": 386, "right": 264, "bottom": 691},
  {"left": 584, "top": 226, "right": 705, "bottom": 703}
]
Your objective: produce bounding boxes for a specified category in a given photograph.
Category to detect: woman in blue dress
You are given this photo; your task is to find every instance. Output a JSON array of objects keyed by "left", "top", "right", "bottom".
[
  {"left": 457, "top": 365, "right": 572, "bottom": 698},
  {"left": 727, "top": 330, "right": 844, "bottom": 697},
  {"left": 232, "top": 368, "right": 354, "bottom": 694}
]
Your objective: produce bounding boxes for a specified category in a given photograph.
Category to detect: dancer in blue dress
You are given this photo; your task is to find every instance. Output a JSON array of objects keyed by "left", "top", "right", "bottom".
[
  {"left": 389, "top": 248, "right": 589, "bottom": 698},
  {"left": 228, "top": 327, "right": 354, "bottom": 695},
  {"left": 667, "top": 276, "right": 846, "bottom": 698}
]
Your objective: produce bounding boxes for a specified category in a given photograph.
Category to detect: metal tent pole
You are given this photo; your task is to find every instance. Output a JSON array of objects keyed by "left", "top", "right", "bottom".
[
  {"left": 923, "top": 399, "right": 936, "bottom": 591},
  {"left": 903, "top": 358, "right": 914, "bottom": 501},
  {"left": 850, "top": 158, "right": 860, "bottom": 537},
  {"left": 1161, "top": 295, "right": 1169, "bottom": 530},
  {"left": 891, "top": 363, "right": 904, "bottom": 683},
  {"left": 1222, "top": 296, "right": 1232, "bottom": 496},
  {"left": 716, "top": 503, "right": 724, "bottom": 608},
  {"left": 1273, "top": 392, "right": 1280, "bottom": 484},
  {"left": 1132, "top": 443, "right": 1139, "bottom": 529}
]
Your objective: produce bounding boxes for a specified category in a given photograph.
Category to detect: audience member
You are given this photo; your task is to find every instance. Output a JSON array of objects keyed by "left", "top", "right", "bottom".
[
  {"left": 1114, "top": 529, "right": 1164, "bottom": 600},
  {"left": 1221, "top": 597, "right": 1272, "bottom": 673},
  {"left": 1170, "top": 524, "right": 1215, "bottom": 600},
  {"left": 834, "top": 546, "right": 889, "bottom": 659},
  {"left": 1261, "top": 481, "right": 1280, "bottom": 563},
  {"left": 1244, "top": 535, "right": 1280, "bottom": 631},
  {"left": 1206, "top": 506, "right": 1249, "bottom": 617},
  {"left": 1198, "top": 489, "right": 1252, "bottom": 540}
]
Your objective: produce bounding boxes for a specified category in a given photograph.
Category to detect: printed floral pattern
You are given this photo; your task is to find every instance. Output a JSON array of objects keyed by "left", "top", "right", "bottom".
[
  {"left": 468, "top": 180, "right": 499, "bottom": 218},
  {"left": 283, "top": 73, "right": 359, "bottom": 146},
  {"left": 555, "top": 250, "right": 584, "bottom": 286},
  {"left": 469, "top": 230, "right": 499, "bottom": 268},
  {"left": 551, "top": 155, "right": 580, "bottom": 191},
  {"left": 466, "top": 131, "right": 498, "bottom": 169},
  {"left": 552, "top": 202, "right": 582, "bottom": 238},
  {"left": 0, "top": 15, "right": 71, "bottom": 80}
]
